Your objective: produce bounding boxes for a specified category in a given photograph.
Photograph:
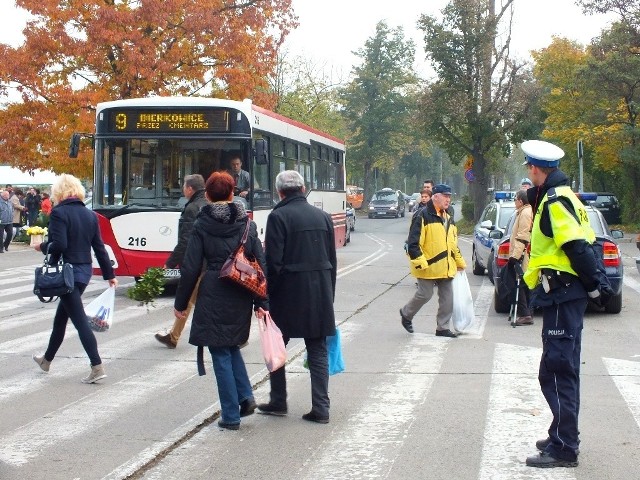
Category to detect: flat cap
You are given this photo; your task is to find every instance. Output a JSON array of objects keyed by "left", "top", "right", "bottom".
[{"left": 432, "top": 184, "right": 452, "bottom": 195}]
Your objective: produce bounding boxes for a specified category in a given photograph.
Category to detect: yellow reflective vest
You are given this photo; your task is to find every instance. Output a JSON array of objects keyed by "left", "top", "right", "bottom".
[{"left": 524, "top": 186, "right": 595, "bottom": 289}]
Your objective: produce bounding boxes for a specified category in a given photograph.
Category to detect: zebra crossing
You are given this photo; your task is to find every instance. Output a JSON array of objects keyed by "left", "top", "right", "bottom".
[{"left": 1, "top": 249, "right": 640, "bottom": 480}]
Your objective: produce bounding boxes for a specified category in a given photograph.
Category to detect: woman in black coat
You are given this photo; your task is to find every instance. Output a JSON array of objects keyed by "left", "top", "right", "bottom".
[
  {"left": 32, "top": 174, "right": 118, "bottom": 384},
  {"left": 174, "top": 172, "right": 268, "bottom": 430}
]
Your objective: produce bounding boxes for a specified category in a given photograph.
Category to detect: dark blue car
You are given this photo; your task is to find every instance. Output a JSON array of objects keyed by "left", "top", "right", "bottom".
[{"left": 491, "top": 205, "right": 624, "bottom": 314}]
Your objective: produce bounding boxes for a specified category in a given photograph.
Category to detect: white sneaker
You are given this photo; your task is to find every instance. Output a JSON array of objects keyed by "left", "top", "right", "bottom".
[
  {"left": 82, "top": 364, "right": 107, "bottom": 384},
  {"left": 33, "top": 354, "right": 51, "bottom": 372}
]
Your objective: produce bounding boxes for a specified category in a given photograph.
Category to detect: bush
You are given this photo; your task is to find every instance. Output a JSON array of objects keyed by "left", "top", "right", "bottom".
[
  {"left": 127, "top": 268, "right": 166, "bottom": 310},
  {"left": 461, "top": 195, "right": 475, "bottom": 222}
]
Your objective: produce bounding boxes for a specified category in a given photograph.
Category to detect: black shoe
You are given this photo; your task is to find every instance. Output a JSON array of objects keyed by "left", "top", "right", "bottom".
[
  {"left": 302, "top": 411, "right": 329, "bottom": 424},
  {"left": 257, "top": 403, "right": 288, "bottom": 416},
  {"left": 536, "top": 437, "right": 551, "bottom": 451},
  {"left": 435, "top": 329, "right": 458, "bottom": 338},
  {"left": 217, "top": 420, "right": 240, "bottom": 430},
  {"left": 240, "top": 398, "right": 257, "bottom": 417},
  {"left": 526, "top": 452, "right": 578, "bottom": 468},
  {"left": 400, "top": 309, "right": 414, "bottom": 333},
  {"left": 155, "top": 332, "right": 177, "bottom": 349}
]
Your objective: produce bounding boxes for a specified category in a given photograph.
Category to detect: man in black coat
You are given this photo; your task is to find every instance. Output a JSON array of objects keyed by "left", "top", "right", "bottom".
[
  {"left": 257, "top": 170, "right": 337, "bottom": 423},
  {"left": 155, "top": 174, "right": 208, "bottom": 348}
]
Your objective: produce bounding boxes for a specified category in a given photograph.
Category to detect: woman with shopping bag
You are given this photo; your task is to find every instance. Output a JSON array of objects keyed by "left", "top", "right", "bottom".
[
  {"left": 174, "top": 172, "right": 269, "bottom": 431},
  {"left": 32, "top": 174, "right": 118, "bottom": 384}
]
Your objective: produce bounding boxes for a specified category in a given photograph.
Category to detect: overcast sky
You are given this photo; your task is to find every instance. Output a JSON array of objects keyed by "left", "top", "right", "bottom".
[{"left": 1, "top": 0, "right": 616, "bottom": 80}]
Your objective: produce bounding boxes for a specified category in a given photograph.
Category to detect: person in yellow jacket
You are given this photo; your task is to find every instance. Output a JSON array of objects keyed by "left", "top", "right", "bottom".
[
  {"left": 508, "top": 189, "right": 533, "bottom": 325},
  {"left": 520, "top": 140, "right": 613, "bottom": 469},
  {"left": 399, "top": 184, "right": 466, "bottom": 337}
]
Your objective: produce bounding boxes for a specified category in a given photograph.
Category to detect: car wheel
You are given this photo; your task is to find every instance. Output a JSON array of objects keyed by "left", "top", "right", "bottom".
[
  {"left": 604, "top": 292, "right": 622, "bottom": 314},
  {"left": 368, "top": 214, "right": 373, "bottom": 219},
  {"left": 472, "top": 248, "right": 485, "bottom": 276},
  {"left": 401, "top": 208, "right": 405, "bottom": 218},
  {"left": 494, "top": 289, "right": 510, "bottom": 314}
]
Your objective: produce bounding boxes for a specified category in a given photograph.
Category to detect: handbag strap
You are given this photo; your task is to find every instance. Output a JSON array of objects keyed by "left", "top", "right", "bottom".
[{"left": 240, "top": 217, "right": 251, "bottom": 245}]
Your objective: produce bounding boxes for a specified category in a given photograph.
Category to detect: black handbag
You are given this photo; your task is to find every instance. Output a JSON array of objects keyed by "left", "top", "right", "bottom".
[{"left": 33, "top": 247, "right": 74, "bottom": 303}]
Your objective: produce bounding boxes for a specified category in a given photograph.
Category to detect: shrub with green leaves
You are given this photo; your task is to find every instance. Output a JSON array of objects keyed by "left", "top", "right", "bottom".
[{"left": 127, "top": 267, "right": 166, "bottom": 310}]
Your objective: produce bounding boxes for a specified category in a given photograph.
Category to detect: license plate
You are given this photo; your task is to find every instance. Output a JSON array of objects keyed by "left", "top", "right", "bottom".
[{"left": 163, "top": 268, "right": 181, "bottom": 278}]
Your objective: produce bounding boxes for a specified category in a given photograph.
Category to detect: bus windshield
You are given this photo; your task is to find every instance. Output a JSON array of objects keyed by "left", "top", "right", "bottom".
[{"left": 93, "top": 138, "right": 270, "bottom": 210}]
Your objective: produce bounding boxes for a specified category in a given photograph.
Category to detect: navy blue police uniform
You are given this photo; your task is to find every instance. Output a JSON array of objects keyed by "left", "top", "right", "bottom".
[{"left": 521, "top": 140, "right": 614, "bottom": 468}]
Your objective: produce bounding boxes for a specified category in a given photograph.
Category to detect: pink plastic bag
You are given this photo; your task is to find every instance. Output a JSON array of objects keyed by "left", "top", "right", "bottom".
[{"left": 258, "top": 312, "right": 287, "bottom": 372}]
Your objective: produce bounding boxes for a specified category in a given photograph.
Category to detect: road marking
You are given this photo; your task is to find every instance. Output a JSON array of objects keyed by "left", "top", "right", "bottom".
[
  {"left": 458, "top": 276, "right": 493, "bottom": 339},
  {"left": 623, "top": 275, "right": 640, "bottom": 295},
  {"left": 603, "top": 357, "right": 640, "bottom": 430},
  {"left": 0, "top": 299, "right": 176, "bottom": 404},
  {"left": 479, "top": 343, "right": 575, "bottom": 480},
  {"left": 301, "top": 335, "right": 448, "bottom": 480},
  {"left": 337, "top": 233, "right": 392, "bottom": 279},
  {"left": 0, "top": 358, "right": 203, "bottom": 467}
]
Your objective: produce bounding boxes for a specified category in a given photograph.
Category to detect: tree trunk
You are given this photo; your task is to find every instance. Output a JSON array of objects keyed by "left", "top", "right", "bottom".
[{"left": 470, "top": 151, "right": 490, "bottom": 222}]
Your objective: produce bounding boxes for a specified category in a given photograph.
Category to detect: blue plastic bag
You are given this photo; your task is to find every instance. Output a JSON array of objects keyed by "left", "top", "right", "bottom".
[
  {"left": 327, "top": 328, "right": 345, "bottom": 376},
  {"left": 303, "top": 328, "right": 345, "bottom": 375}
]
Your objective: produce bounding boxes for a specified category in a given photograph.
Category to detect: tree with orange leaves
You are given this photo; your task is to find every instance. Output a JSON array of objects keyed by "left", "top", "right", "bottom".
[{"left": 0, "top": 0, "right": 296, "bottom": 178}]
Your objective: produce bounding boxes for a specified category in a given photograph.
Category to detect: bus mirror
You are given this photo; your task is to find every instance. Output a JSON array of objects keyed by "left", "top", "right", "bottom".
[
  {"left": 254, "top": 138, "right": 268, "bottom": 165},
  {"left": 69, "top": 133, "right": 81, "bottom": 158}
]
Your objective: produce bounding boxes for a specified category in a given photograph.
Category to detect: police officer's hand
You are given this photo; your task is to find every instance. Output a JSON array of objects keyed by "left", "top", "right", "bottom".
[
  {"left": 598, "top": 284, "right": 615, "bottom": 307},
  {"left": 588, "top": 284, "right": 615, "bottom": 307}
]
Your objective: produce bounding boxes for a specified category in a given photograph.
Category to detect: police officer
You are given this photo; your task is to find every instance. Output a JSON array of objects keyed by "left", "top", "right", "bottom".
[{"left": 521, "top": 140, "right": 613, "bottom": 468}]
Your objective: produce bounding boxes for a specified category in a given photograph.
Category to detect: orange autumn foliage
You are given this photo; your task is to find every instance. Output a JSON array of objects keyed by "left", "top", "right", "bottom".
[{"left": 0, "top": 0, "right": 296, "bottom": 177}]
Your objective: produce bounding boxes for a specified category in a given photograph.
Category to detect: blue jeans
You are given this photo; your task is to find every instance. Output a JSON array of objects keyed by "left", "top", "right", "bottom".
[
  {"left": 44, "top": 282, "right": 102, "bottom": 366},
  {"left": 209, "top": 346, "right": 254, "bottom": 424}
]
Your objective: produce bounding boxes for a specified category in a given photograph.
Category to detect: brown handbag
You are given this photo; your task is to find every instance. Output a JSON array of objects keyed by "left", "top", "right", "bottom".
[{"left": 219, "top": 218, "right": 267, "bottom": 299}]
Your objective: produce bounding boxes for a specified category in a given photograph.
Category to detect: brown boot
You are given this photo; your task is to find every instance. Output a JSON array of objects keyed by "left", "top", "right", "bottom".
[
  {"left": 515, "top": 316, "right": 534, "bottom": 326},
  {"left": 155, "top": 332, "right": 177, "bottom": 349}
]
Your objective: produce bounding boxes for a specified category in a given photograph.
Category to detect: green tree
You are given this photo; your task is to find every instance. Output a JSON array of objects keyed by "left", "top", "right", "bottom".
[
  {"left": 340, "top": 21, "right": 419, "bottom": 202},
  {"left": 270, "top": 51, "right": 347, "bottom": 140},
  {"left": 418, "top": 0, "right": 543, "bottom": 221}
]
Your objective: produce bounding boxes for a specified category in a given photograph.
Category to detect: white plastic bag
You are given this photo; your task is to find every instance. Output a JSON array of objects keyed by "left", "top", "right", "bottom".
[
  {"left": 451, "top": 271, "right": 474, "bottom": 332},
  {"left": 85, "top": 286, "right": 115, "bottom": 332}
]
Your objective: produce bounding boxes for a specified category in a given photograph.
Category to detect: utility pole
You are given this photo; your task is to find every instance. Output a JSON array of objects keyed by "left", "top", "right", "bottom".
[{"left": 577, "top": 139, "right": 584, "bottom": 192}]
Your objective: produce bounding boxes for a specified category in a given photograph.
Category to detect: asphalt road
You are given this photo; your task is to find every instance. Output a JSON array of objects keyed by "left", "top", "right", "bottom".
[{"left": 1, "top": 217, "right": 640, "bottom": 480}]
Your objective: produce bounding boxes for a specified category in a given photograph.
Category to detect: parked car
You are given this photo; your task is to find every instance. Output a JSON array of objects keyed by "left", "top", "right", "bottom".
[
  {"left": 587, "top": 192, "right": 622, "bottom": 225},
  {"left": 367, "top": 188, "right": 406, "bottom": 218},
  {"left": 491, "top": 205, "right": 624, "bottom": 314},
  {"left": 472, "top": 192, "right": 516, "bottom": 278},
  {"left": 406, "top": 193, "right": 421, "bottom": 212}
]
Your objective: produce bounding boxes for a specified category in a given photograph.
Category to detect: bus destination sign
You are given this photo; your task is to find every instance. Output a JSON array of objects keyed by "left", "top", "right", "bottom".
[{"left": 108, "top": 110, "right": 229, "bottom": 133}]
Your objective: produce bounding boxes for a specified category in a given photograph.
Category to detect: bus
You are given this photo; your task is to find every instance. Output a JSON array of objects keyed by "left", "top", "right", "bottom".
[{"left": 71, "top": 97, "right": 347, "bottom": 278}]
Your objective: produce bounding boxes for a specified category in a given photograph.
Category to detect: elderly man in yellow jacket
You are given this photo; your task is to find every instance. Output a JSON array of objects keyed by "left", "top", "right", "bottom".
[{"left": 399, "top": 184, "right": 466, "bottom": 337}]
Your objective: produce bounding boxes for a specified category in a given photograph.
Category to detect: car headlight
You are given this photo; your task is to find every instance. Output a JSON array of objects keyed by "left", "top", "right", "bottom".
[{"left": 369, "top": 205, "right": 374, "bottom": 210}]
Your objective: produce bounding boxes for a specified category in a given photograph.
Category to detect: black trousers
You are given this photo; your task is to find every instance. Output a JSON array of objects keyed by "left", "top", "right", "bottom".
[
  {"left": 44, "top": 282, "right": 102, "bottom": 366},
  {"left": 1, "top": 223, "right": 12, "bottom": 250},
  {"left": 268, "top": 336, "right": 330, "bottom": 417},
  {"left": 538, "top": 297, "right": 586, "bottom": 461}
]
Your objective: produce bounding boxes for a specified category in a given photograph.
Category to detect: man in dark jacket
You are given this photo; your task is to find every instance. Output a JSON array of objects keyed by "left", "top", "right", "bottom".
[
  {"left": 155, "top": 174, "right": 208, "bottom": 348},
  {"left": 257, "top": 170, "right": 337, "bottom": 424}
]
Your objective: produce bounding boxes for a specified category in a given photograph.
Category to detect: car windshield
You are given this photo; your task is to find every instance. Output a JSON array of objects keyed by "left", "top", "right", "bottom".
[
  {"left": 372, "top": 191, "right": 396, "bottom": 202},
  {"left": 497, "top": 206, "right": 515, "bottom": 229}
]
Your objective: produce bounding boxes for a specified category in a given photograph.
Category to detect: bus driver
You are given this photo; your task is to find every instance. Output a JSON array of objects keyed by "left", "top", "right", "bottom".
[{"left": 227, "top": 155, "right": 250, "bottom": 198}]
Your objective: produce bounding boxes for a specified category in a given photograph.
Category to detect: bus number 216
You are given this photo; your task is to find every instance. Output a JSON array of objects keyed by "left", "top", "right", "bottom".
[{"left": 128, "top": 237, "right": 147, "bottom": 247}]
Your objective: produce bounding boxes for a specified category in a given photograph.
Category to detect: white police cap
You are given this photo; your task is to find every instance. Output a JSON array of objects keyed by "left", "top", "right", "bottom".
[{"left": 521, "top": 140, "right": 564, "bottom": 167}]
